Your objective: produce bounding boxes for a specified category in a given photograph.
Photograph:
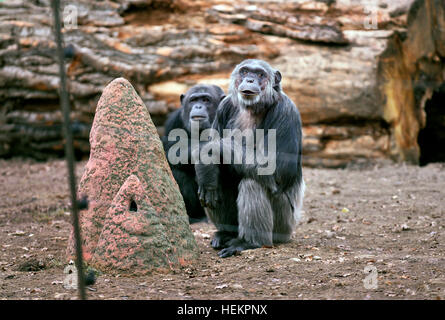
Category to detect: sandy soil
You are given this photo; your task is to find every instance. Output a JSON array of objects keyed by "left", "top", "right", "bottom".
[{"left": 0, "top": 159, "right": 444, "bottom": 300}]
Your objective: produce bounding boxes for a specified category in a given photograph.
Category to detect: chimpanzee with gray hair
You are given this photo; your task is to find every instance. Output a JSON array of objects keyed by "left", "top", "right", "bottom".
[{"left": 195, "top": 59, "right": 305, "bottom": 258}]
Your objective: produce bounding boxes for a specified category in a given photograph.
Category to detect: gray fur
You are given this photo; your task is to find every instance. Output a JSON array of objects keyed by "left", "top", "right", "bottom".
[
  {"left": 235, "top": 178, "right": 305, "bottom": 246},
  {"left": 237, "top": 178, "right": 274, "bottom": 246}
]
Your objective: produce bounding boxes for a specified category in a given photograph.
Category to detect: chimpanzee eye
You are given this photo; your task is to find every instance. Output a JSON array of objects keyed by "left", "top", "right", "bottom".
[
  {"left": 202, "top": 97, "right": 210, "bottom": 103},
  {"left": 258, "top": 72, "right": 265, "bottom": 79},
  {"left": 240, "top": 68, "right": 248, "bottom": 75}
]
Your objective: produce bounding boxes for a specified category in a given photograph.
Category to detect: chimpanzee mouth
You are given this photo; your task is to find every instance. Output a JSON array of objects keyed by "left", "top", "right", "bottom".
[
  {"left": 241, "top": 90, "right": 259, "bottom": 97},
  {"left": 191, "top": 116, "right": 207, "bottom": 121}
]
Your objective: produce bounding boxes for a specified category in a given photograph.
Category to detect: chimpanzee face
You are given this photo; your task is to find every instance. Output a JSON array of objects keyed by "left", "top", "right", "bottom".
[
  {"left": 236, "top": 65, "right": 269, "bottom": 100},
  {"left": 231, "top": 59, "right": 282, "bottom": 112},
  {"left": 180, "top": 85, "right": 225, "bottom": 132}
]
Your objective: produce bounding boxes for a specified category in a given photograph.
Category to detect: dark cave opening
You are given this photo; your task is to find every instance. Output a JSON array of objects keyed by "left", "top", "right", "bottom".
[
  {"left": 418, "top": 85, "right": 445, "bottom": 166},
  {"left": 129, "top": 200, "right": 138, "bottom": 212}
]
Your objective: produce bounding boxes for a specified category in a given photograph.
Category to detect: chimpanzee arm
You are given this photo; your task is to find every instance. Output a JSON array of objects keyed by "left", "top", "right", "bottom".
[{"left": 194, "top": 99, "right": 234, "bottom": 207}]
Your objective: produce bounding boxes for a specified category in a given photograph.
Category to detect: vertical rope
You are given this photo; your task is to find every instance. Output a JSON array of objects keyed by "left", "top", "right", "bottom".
[{"left": 51, "top": 0, "right": 86, "bottom": 300}]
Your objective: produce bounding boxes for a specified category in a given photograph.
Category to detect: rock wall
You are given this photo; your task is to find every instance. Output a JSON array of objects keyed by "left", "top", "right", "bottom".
[{"left": 1, "top": 0, "right": 444, "bottom": 167}]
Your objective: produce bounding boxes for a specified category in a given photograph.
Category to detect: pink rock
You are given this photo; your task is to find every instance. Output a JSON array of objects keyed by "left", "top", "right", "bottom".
[{"left": 66, "top": 78, "right": 198, "bottom": 273}]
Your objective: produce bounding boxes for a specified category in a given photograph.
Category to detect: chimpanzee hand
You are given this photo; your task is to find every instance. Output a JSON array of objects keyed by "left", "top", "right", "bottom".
[
  {"left": 198, "top": 185, "right": 219, "bottom": 209},
  {"left": 195, "top": 162, "right": 220, "bottom": 209}
]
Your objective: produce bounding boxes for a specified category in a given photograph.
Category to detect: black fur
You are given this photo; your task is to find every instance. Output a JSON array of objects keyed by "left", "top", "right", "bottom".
[{"left": 162, "top": 84, "right": 225, "bottom": 223}]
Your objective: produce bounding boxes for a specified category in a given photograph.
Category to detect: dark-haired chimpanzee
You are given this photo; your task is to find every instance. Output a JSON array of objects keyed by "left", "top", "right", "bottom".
[
  {"left": 195, "top": 59, "right": 305, "bottom": 257},
  {"left": 162, "top": 84, "right": 225, "bottom": 223}
]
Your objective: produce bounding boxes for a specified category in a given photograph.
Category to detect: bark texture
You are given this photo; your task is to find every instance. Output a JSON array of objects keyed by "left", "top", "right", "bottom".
[{"left": 1, "top": 0, "right": 444, "bottom": 167}]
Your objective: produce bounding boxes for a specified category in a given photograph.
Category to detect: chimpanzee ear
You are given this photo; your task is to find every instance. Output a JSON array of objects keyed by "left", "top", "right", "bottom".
[
  {"left": 274, "top": 70, "right": 282, "bottom": 85},
  {"left": 180, "top": 93, "right": 185, "bottom": 106},
  {"left": 273, "top": 70, "right": 282, "bottom": 91}
]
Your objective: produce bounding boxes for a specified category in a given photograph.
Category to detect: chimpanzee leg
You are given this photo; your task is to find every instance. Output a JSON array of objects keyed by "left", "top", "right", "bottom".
[
  {"left": 205, "top": 184, "right": 239, "bottom": 249},
  {"left": 271, "top": 180, "right": 305, "bottom": 243},
  {"left": 218, "top": 178, "right": 273, "bottom": 258}
]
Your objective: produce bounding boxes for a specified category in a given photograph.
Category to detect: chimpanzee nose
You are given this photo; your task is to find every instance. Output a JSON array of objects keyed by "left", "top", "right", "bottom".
[{"left": 247, "top": 78, "right": 254, "bottom": 83}]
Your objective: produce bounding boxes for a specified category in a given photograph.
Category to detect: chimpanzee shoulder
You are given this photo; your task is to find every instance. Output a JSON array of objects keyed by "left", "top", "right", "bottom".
[
  {"left": 164, "top": 108, "right": 185, "bottom": 134},
  {"left": 213, "top": 96, "right": 241, "bottom": 130},
  {"left": 262, "top": 94, "right": 301, "bottom": 130}
]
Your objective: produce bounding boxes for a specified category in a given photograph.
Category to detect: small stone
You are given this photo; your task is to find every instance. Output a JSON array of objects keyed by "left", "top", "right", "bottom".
[
  {"left": 401, "top": 224, "right": 410, "bottom": 231},
  {"left": 215, "top": 284, "right": 228, "bottom": 289}
]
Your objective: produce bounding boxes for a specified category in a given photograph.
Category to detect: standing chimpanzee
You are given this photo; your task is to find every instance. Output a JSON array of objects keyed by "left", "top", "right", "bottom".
[
  {"left": 162, "top": 84, "right": 225, "bottom": 223},
  {"left": 195, "top": 59, "right": 305, "bottom": 257}
]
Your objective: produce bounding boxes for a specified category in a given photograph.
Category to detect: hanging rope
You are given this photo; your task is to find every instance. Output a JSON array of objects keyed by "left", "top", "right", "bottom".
[{"left": 51, "top": 0, "right": 86, "bottom": 300}]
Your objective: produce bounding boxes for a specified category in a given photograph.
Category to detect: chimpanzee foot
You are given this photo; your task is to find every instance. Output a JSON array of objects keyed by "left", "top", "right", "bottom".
[
  {"left": 211, "top": 231, "right": 236, "bottom": 249},
  {"left": 217, "top": 238, "right": 260, "bottom": 258}
]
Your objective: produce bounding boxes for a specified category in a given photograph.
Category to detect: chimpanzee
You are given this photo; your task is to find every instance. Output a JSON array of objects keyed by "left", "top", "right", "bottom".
[
  {"left": 162, "top": 84, "right": 225, "bottom": 223},
  {"left": 195, "top": 59, "right": 305, "bottom": 257}
]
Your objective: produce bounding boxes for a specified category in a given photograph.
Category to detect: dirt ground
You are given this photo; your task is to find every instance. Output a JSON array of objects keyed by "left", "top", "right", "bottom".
[{"left": 0, "top": 158, "right": 444, "bottom": 300}]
